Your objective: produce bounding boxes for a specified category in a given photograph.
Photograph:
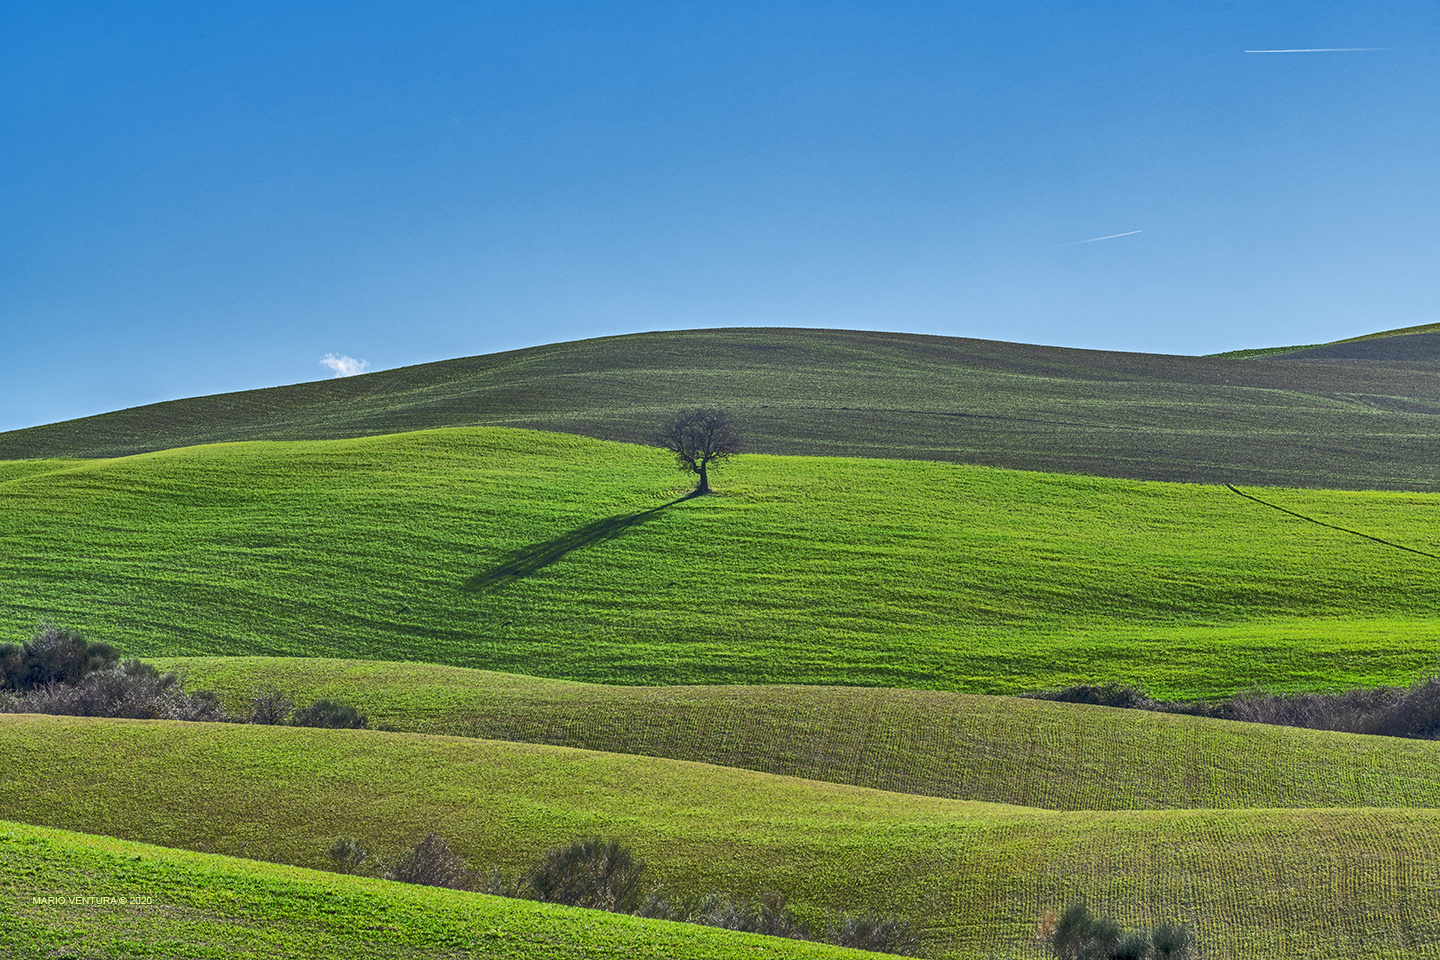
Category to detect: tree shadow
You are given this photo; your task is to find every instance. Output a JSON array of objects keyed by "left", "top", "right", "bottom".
[{"left": 464, "top": 492, "right": 698, "bottom": 593}]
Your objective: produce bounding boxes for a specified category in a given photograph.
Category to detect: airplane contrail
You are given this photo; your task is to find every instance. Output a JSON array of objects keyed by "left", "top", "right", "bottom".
[
  {"left": 1244, "top": 47, "right": 1399, "bottom": 53},
  {"left": 1070, "top": 230, "right": 1143, "bottom": 245}
]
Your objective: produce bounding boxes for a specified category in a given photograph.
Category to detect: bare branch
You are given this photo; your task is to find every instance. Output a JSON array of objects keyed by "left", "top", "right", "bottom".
[{"left": 657, "top": 408, "right": 741, "bottom": 493}]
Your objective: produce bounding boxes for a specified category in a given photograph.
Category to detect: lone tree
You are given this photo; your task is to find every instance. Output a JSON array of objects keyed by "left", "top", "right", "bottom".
[{"left": 658, "top": 408, "right": 740, "bottom": 494}]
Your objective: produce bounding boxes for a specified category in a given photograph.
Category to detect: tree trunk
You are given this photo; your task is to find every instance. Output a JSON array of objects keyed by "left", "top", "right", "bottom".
[{"left": 696, "top": 458, "right": 710, "bottom": 493}]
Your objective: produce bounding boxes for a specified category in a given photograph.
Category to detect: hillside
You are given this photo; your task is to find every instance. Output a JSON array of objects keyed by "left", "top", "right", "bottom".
[
  {"left": 6, "top": 327, "right": 1440, "bottom": 958},
  {"left": 6, "top": 428, "right": 1440, "bottom": 696},
  {"left": 4, "top": 327, "right": 1440, "bottom": 489},
  {"left": 1278, "top": 330, "right": 1440, "bottom": 363},
  {"left": 2, "top": 715, "right": 1437, "bottom": 960},
  {"left": 0, "top": 820, "right": 857, "bottom": 960},
  {"left": 166, "top": 656, "right": 1440, "bottom": 812}
]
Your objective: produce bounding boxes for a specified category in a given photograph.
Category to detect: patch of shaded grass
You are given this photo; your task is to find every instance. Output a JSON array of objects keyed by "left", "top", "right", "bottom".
[
  {"left": 5, "top": 428, "right": 1440, "bottom": 696},
  {"left": 2, "top": 716, "right": 1439, "bottom": 959}
]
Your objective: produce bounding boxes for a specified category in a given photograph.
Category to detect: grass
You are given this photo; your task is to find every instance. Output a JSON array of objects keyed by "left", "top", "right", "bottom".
[
  {"left": 1203, "top": 344, "right": 1320, "bottom": 359},
  {"left": 2, "top": 715, "right": 1439, "bottom": 959},
  {"left": 1333, "top": 322, "right": 1440, "bottom": 343},
  {"left": 161, "top": 656, "right": 1440, "bottom": 812},
  {"left": 4, "top": 428, "right": 1440, "bottom": 696},
  {"left": 8, "top": 327, "right": 1440, "bottom": 957},
  {"left": 0, "top": 819, "right": 864, "bottom": 960},
  {"left": 5, "top": 326, "right": 1440, "bottom": 490}
]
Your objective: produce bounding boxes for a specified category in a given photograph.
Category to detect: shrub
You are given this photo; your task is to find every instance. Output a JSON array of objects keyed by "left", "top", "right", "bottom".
[
  {"left": 829, "top": 911, "right": 921, "bottom": 955},
  {"left": 291, "top": 698, "right": 366, "bottom": 729},
  {"left": 0, "top": 659, "right": 228, "bottom": 721},
  {"left": 523, "top": 838, "right": 647, "bottom": 913},
  {"left": 1044, "top": 902, "right": 1194, "bottom": 960},
  {"left": 248, "top": 686, "right": 294, "bottom": 725},
  {"left": 684, "top": 889, "right": 812, "bottom": 940},
  {"left": 327, "top": 836, "right": 368, "bottom": 874},
  {"left": 384, "top": 832, "right": 471, "bottom": 890},
  {"left": 1150, "top": 921, "right": 1194, "bottom": 960},
  {"left": 1049, "top": 902, "right": 1119, "bottom": 959},
  {"left": 1024, "top": 685, "right": 1160, "bottom": 711},
  {"left": 0, "top": 644, "right": 22, "bottom": 690},
  {"left": 1367, "top": 676, "right": 1440, "bottom": 739},
  {"left": 0, "top": 626, "right": 117, "bottom": 692},
  {"left": 476, "top": 865, "right": 525, "bottom": 898},
  {"left": 1026, "top": 675, "right": 1440, "bottom": 742}
]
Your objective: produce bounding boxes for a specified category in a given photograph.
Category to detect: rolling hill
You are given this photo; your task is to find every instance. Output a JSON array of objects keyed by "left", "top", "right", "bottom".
[
  {"left": 1, "top": 819, "right": 859, "bottom": 960},
  {"left": 4, "top": 327, "right": 1440, "bottom": 489},
  {"left": 6, "top": 325, "right": 1440, "bottom": 958},
  {"left": 5, "top": 427, "right": 1440, "bottom": 696},
  {"left": 4, "top": 715, "right": 1438, "bottom": 960},
  {"left": 164, "top": 656, "right": 1440, "bottom": 812}
]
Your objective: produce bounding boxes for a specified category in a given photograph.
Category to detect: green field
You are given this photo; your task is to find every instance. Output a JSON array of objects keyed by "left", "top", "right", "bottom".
[
  {"left": 4, "top": 427, "right": 1439, "bottom": 695},
  {"left": 4, "top": 327, "right": 1440, "bottom": 489},
  {"left": 0, "top": 820, "right": 862, "bottom": 959},
  {"left": 6, "top": 326, "right": 1440, "bottom": 957},
  {"left": 163, "top": 656, "right": 1440, "bottom": 812},
  {"left": 3, "top": 715, "right": 1439, "bottom": 959}
]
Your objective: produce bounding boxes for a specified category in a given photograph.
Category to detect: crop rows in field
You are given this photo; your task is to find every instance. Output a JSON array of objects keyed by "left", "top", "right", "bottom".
[
  {"left": 168, "top": 656, "right": 1440, "bottom": 812},
  {"left": 5, "top": 428, "right": 1440, "bottom": 697},
  {"left": 5, "top": 327, "right": 1440, "bottom": 490},
  {"left": 1, "top": 716, "right": 1438, "bottom": 959}
]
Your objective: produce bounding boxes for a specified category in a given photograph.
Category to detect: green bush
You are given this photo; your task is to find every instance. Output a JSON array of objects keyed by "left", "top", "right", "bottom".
[
  {"left": 523, "top": 838, "right": 647, "bottom": 913},
  {"left": 291, "top": 698, "right": 366, "bottom": 729},
  {"left": 327, "top": 836, "right": 367, "bottom": 874},
  {"left": 0, "top": 626, "right": 117, "bottom": 692},
  {"left": 1043, "top": 903, "right": 1194, "bottom": 960}
]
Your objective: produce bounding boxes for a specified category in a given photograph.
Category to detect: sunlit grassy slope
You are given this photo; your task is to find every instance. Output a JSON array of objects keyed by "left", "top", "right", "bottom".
[
  {"left": 0, "top": 820, "right": 859, "bottom": 960},
  {"left": 2, "top": 716, "right": 1437, "bottom": 960},
  {"left": 6, "top": 427, "right": 1440, "bottom": 696},
  {"left": 164, "top": 656, "right": 1440, "bottom": 812},
  {"left": 5, "top": 327, "right": 1440, "bottom": 489}
]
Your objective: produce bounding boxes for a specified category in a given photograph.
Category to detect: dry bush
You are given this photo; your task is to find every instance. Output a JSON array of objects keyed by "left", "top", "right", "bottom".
[
  {"left": 248, "top": 685, "right": 294, "bottom": 725},
  {"left": 384, "top": 832, "right": 472, "bottom": 890},
  {"left": 829, "top": 912, "right": 921, "bottom": 955},
  {"left": 0, "top": 659, "right": 227, "bottom": 721}
]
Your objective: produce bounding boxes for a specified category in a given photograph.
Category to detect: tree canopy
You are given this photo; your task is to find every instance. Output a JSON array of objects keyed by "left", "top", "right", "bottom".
[{"left": 657, "top": 408, "right": 740, "bottom": 494}]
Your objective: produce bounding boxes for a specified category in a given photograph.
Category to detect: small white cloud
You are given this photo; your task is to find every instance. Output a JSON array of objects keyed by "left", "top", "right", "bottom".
[{"left": 320, "top": 353, "right": 369, "bottom": 378}]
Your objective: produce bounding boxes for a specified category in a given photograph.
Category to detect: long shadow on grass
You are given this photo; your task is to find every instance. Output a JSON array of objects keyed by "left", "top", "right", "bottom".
[{"left": 465, "top": 493, "right": 698, "bottom": 593}]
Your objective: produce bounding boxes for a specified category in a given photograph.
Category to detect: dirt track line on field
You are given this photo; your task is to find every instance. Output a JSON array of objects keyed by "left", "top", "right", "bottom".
[{"left": 1224, "top": 484, "right": 1440, "bottom": 560}]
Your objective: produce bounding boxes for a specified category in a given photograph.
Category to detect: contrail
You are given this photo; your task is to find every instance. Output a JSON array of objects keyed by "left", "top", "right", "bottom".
[
  {"left": 1244, "top": 47, "right": 1399, "bottom": 53},
  {"left": 1069, "top": 230, "right": 1142, "bottom": 245}
]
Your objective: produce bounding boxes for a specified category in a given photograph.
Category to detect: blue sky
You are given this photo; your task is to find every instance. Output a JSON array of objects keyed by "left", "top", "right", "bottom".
[{"left": 4, "top": 1, "right": 1439, "bottom": 432}]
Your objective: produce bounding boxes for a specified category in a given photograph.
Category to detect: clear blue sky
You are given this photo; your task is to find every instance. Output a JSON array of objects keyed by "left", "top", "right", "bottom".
[{"left": 4, "top": 1, "right": 1438, "bottom": 432}]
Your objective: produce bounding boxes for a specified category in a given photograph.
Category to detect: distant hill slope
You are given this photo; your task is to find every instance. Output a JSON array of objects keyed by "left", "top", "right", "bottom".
[
  {"left": 1278, "top": 331, "right": 1440, "bottom": 363},
  {"left": 4, "top": 327, "right": 1440, "bottom": 489},
  {"left": 166, "top": 657, "right": 1440, "bottom": 813}
]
